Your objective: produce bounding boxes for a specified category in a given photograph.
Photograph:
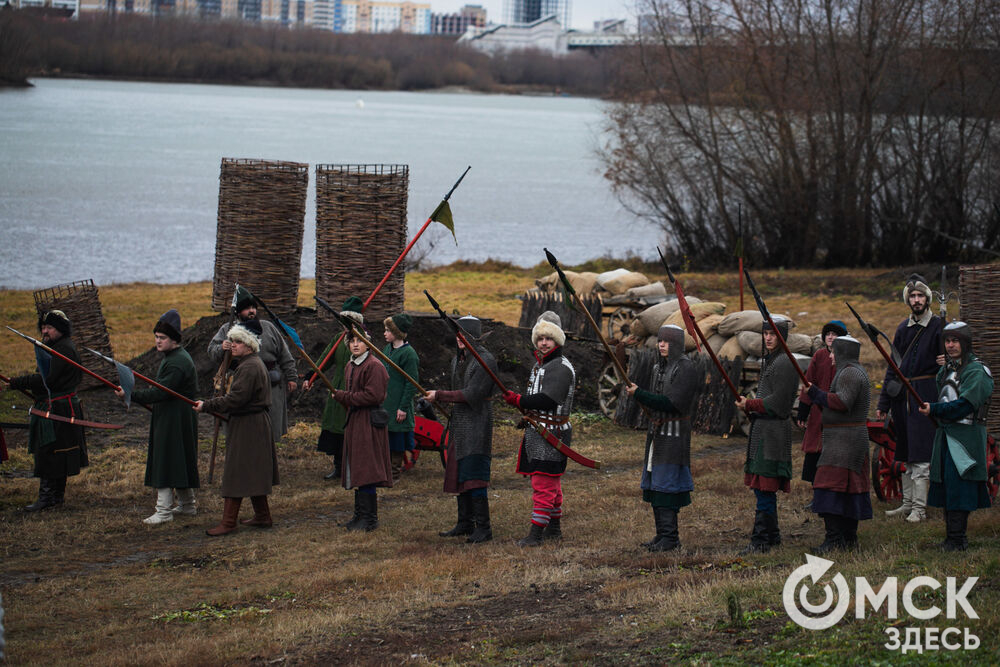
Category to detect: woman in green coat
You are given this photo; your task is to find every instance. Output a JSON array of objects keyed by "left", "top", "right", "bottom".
[{"left": 919, "top": 321, "right": 994, "bottom": 551}]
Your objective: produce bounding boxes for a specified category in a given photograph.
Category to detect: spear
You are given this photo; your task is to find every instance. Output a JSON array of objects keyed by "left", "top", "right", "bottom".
[
  {"left": 246, "top": 288, "right": 338, "bottom": 396},
  {"left": 741, "top": 270, "right": 809, "bottom": 385},
  {"left": 207, "top": 285, "right": 240, "bottom": 483},
  {"left": 658, "top": 248, "right": 742, "bottom": 401},
  {"left": 425, "top": 290, "right": 600, "bottom": 470},
  {"left": 5, "top": 326, "right": 154, "bottom": 412},
  {"left": 846, "top": 302, "right": 930, "bottom": 414},
  {"left": 308, "top": 165, "right": 471, "bottom": 384}
]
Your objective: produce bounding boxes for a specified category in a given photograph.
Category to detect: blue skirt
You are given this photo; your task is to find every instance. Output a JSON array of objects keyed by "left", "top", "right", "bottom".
[
  {"left": 927, "top": 444, "right": 991, "bottom": 512},
  {"left": 812, "top": 489, "right": 873, "bottom": 520}
]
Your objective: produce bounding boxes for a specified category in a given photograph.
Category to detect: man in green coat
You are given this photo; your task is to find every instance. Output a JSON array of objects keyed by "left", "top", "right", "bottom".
[
  {"left": 382, "top": 312, "right": 418, "bottom": 483},
  {"left": 117, "top": 310, "right": 200, "bottom": 524},
  {"left": 919, "top": 321, "right": 994, "bottom": 550}
]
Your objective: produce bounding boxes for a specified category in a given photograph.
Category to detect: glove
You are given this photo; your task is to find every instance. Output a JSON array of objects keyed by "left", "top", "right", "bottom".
[
  {"left": 6, "top": 375, "right": 26, "bottom": 391},
  {"left": 503, "top": 390, "right": 522, "bottom": 408}
]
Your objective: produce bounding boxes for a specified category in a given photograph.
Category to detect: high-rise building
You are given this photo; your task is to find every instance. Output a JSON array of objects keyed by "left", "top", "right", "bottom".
[
  {"left": 502, "top": 0, "right": 568, "bottom": 29},
  {"left": 431, "top": 3, "right": 485, "bottom": 35}
]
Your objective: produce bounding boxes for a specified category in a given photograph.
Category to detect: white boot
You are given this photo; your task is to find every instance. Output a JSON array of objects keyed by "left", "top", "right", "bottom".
[
  {"left": 144, "top": 488, "right": 174, "bottom": 525},
  {"left": 172, "top": 488, "right": 197, "bottom": 516},
  {"left": 885, "top": 472, "right": 913, "bottom": 517},
  {"left": 906, "top": 465, "right": 930, "bottom": 523}
]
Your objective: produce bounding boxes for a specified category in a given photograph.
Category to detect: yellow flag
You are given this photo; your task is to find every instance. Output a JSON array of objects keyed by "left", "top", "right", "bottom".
[{"left": 431, "top": 201, "right": 457, "bottom": 244}]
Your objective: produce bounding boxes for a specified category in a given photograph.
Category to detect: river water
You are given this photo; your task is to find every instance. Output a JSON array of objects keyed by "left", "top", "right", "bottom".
[{"left": 0, "top": 78, "right": 657, "bottom": 289}]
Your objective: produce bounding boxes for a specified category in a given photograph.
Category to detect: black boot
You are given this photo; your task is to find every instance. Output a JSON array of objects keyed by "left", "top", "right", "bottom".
[
  {"left": 324, "top": 447, "right": 343, "bottom": 480},
  {"left": 813, "top": 514, "right": 843, "bottom": 554},
  {"left": 648, "top": 507, "right": 680, "bottom": 552},
  {"left": 840, "top": 516, "right": 858, "bottom": 549},
  {"left": 517, "top": 523, "right": 545, "bottom": 547},
  {"left": 349, "top": 492, "right": 378, "bottom": 532},
  {"left": 466, "top": 496, "right": 493, "bottom": 544},
  {"left": 740, "top": 511, "right": 771, "bottom": 554},
  {"left": 25, "top": 478, "right": 57, "bottom": 512},
  {"left": 341, "top": 489, "right": 362, "bottom": 529},
  {"left": 439, "top": 495, "right": 474, "bottom": 537},
  {"left": 542, "top": 516, "right": 561, "bottom": 541},
  {"left": 641, "top": 508, "right": 661, "bottom": 549},
  {"left": 942, "top": 511, "right": 969, "bottom": 551},
  {"left": 766, "top": 511, "right": 781, "bottom": 546},
  {"left": 52, "top": 476, "right": 66, "bottom": 505}
]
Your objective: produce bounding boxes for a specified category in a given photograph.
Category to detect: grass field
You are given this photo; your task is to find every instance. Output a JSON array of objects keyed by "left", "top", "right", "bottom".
[{"left": 1, "top": 264, "right": 996, "bottom": 665}]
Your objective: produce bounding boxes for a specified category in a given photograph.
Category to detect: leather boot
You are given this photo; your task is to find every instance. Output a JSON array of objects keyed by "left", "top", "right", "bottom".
[
  {"left": 740, "top": 511, "right": 771, "bottom": 554},
  {"left": 648, "top": 507, "right": 680, "bottom": 552},
  {"left": 466, "top": 496, "right": 493, "bottom": 544},
  {"left": 642, "top": 507, "right": 661, "bottom": 548},
  {"left": 206, "top": 497, "right": 242, "bottom": 536},
  {"left": 767, "top": 511, "right": 782, "bottom": 546},
  {"left": 144, "top": 488, "right": 175, "bottom": 525},
  {"left": 439, "top": 495, "right": 474, "bottom": 537},
  {"left": 542, "top": 515, "right": 561, "bottom": 541},
  {"left": 52, "top": 476, "right": 66, "bottom": 505},
  {"left": 342, "top": 489, "right": 362, "bottom": 529},
  {"left": 812, "top": 514, "right": 843, "bottom": 554},
  {"left": 241, "top": 496, "right": 272, "bottom": 528},
  {"left": 25, "top": 478, "right": 57, "bottom": 512},
  {"left": 353, "top": 492, "right": 378, "bottom": 532},
  {"left": 390, "top": 451, "right": 404, "bottom": 484},
  {"left": 906, "top": 478, "right": 929, "bottom": 522},
  {"left": 942, "top": 511, "right": 969, "bottom": 551},
  {"left": 517, "top": 523, "right": 546, "bottom": 548},
  {"left": 885, "top": 472, "right": 913, "bottom": 517},
  {"left": 324, "top": 447, "right": 342, "bottom": 481},
  {"left": 840, "top": 516, "right": 859, "bottom": 549}
]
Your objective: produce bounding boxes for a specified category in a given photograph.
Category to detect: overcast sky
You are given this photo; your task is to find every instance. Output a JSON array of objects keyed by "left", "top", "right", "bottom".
[{"left": 433, "top": 0, "right": 633, "bottom": 31}]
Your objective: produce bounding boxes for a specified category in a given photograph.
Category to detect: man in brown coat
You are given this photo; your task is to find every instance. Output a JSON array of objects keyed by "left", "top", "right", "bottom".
[{"left": 195, "top": 320, "right": 279, "bottom": 536}]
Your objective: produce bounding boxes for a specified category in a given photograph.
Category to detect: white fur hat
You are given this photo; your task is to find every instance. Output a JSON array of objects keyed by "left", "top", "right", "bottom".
[
  {"left": 531, "top": 310, "right": 566, "bottom": 347},
  {"left": 227, "top": 323, "right": 260, "bottom": 353},
  {"left": 902, "top": 274, "right": 933, "bottom": 305}
]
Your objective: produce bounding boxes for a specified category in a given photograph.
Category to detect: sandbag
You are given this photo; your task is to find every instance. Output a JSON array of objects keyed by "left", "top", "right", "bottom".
[
  {"left": 662, "top": 302, "right": 727, "bottom": 329},
  {"left": 718, "top": 336, "right": 745, "bottom": 359},
  {"left": 597, "top": 269, "right": 649, "bottom": 295},
  {"left": 718, "top": 310, "right": 764, "bottom": 336},
  {"left": 644, "top": 335, "right": 658, "bottom": 349},
  {"left": 698, "top": 313, "right": 726, "bottom": 335},
  {"left": 707, "top": 333, "right": 728, "bottom": 354},
  {"left": 624, "top": 282, "right": 667, "bottom": 299},
  {"left": 787, "top": 333, "right": 813, "bottom": 355},
  {"left": 535, "top": 270, "right": 600, "bottom": 295},
  {"left": 737, "top": 331, "right": 763, "bottom": 357},
  {"left": 637, "top": 300, "right": 680, "bottom": 334},
  {"left": 737, "top": 330, "right": 813, "bottom": 358}
]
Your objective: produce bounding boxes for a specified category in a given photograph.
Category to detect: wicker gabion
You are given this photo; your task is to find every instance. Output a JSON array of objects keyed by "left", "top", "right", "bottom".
[
  {"left": 315, "top": 164, "right": 409, "bottom": 322},
  {"left": 959, "top": 263, "right": 1000, "bottom": 434},
  {"left": 33, "top": 280, "right": 114, "bottom": 390},
  {"left": 211, "top": 158, "right": 309, "bottom": 315},
  {"left": 518, "top": 291, "right": 603, "bottom": 339}
]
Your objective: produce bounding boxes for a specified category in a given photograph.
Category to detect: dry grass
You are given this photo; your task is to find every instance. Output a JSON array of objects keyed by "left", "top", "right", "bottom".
[{"left": 2, "top": 264, "right": 997, "bottom": 664}]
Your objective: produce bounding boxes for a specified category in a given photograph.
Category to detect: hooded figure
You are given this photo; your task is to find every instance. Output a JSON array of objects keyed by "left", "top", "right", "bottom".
[
  {"left": 625, "top": 324, "right": 701, "bottom": 552},
  {"left": 806, "top": 336, "right": 873, "bottom": 552},
  {"left": 878, "top": 273, "right": 943, "bottom": 523},
  {"left": 921, "top": 321, "right": 994, "bottom": 551},
  {"left": 504, "top": 311, "right": 576, "bottom": 547}
]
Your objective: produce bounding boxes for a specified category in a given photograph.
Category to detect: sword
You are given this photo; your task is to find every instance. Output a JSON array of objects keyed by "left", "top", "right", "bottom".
[{"left": 12, "top": 404, "right": 124, "bottom": 430}]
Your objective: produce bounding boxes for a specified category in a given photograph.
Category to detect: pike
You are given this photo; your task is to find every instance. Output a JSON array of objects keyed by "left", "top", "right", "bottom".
[
  {"left": 308, "top": 166, "right": 471, "bottom": 384},
  {"left": 315, "top": 296, "right": 451, "bottom": 420},
  {"left": 208, "top": 284, "right": 239, "bottom": 483},
  {"left": 658, "top": 248, "right": 742, "bottom": 401},
  {"left": 742, "top": 270, "right": 809, "bottom": 386},
  {"left": 83, "top": 347, "right": 228, "bottom": 422},
  {"left": 846, "top": 301, "right": 931, "bottom": 415},
  {"left": 424, "top": 289, "right": 600, "bottom": 470},
  {"left": 6, "top": 326, "right": 154, "bottom": 412},
  {"left": 246, "top": 289, "right": 339, "bottom": 396}
]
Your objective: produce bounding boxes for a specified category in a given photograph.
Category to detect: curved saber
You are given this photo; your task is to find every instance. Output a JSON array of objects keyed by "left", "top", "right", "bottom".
[{"left": 12, "top": 405, "right": 124, "bottom": 430}]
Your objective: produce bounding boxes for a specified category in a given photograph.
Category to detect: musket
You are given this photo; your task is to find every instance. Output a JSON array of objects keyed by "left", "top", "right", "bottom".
[
  {"left": 658, "top": 248, "right": 742, "bottom": 401},
  {"left": 315, "top": 296, "right": 450, "bottom": 420},
  {"left": 544, "top": 248, "right": 629, "bottom": 384},
  {"left": 83, "top": 347, "right": 228, "bottom": 421},
  {"left": 741, "top": 270, "right": 809, "bottom": 386},
  {"left": 845, "top": 302, "right": 930, "bottom": 414},
  {"left": 308, "top": 166, "right": 472, "bottom": 384},
  {"left": 6, "top": 326, "right": 154, "bottom": 412},
  {"left": 206, "top": 286, "right": 240, "bottom": 483},
  {"left": 11, "top": 404, "right": 124, "bottom": 430},
  {"left": 247, "top": 289, "right": 338, "bottom": 396},
  {"left": 424, "top": 290, "right": 600, "bottom": 470}
]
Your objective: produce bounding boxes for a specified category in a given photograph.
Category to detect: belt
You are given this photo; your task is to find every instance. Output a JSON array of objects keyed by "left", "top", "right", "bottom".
[
  {"left": 648, "top": 415, "right": 689, "bottom": 427},
  {"left": 526, "top": 413, "right": 569, "bottom": 428},
  {"left": 908, "top": 374, "right": 935, "bottom": 381}
]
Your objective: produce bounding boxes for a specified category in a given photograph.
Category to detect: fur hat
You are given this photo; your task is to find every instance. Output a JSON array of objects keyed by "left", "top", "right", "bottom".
[
  {"left": 384, "top": 313, "right": 412, "bottom": 340},
  {"left": 532, "top": 310, "right": 566, "bottom": 347},
  {"left": 340, "top": 296, "right": 364, "bottom": 325},
  {"left": 153, "top": 309, "right": 182, "bottom": 343},
  {"left": 228, "top": 322, "right": 261, "bottom": 353},
  {"left": 821, "top": 320, "right": 847, "bottom": 338},
  {"left": 38, "top": 310, "right": 71, "bottom": 336},
  {"left": 457, "top": 315, "right": 482, "bottom": 340},
  {"left": 943, "top": 321, "right": 973, "bottom": 359},
  {"left": 902, "top": 273, "right": 933, "bottom": 305},
  {"left": 761, "top": 316, "right": 789, "bottom": 341}
]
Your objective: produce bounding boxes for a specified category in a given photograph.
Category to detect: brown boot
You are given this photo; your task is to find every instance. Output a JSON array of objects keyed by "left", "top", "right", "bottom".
[
  {"left": 206, "top": 497, "right": 242, "bottom": 536},
  {"left": 390, "top": 451, "right": 404, "bottom": 483},
  {"left": 240, "top": 496, "right": 272, "bottom": 528}
]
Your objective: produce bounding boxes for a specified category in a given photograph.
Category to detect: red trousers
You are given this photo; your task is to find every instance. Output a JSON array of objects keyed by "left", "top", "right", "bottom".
[{"left": 529, "top": 473, "right": 563, "bottom": 526}]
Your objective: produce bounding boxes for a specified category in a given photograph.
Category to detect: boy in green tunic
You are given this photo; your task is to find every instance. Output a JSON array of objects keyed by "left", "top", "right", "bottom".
[{"left": 381, "top": 313, "right": 418, "bottom": 483}]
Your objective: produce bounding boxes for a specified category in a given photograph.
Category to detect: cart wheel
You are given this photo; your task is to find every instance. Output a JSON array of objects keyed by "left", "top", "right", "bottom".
[
  {"left": 597, "top": 361, "right": 622, "bottom": 417},
  {"left": 987, "top": 434, "right": 998, "bottom": 500},
  {"left": 402, "top": 449, "right": 419, "bottom": 471},
  {"left": 606, "top": 307, "right": 635, "bottom": 340},
  {"left": 872, "top": 444, "right": 903, "bottom": 503}
]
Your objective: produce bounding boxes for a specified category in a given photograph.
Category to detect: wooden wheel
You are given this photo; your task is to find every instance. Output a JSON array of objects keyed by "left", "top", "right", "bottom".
[
  {"left": 867, "top": 420, "right": 902, "bottom": 502},
  {"left": 597, "top": 361, "right": 622, "bottom": 417},
  {"left": 606, "top": 307, "right": 635, "bottom": 340}
]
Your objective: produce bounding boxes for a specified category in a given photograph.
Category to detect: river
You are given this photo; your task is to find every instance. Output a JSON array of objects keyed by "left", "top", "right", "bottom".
[{"left": 0, "top": 78, "right": 657, "bottom": 289}]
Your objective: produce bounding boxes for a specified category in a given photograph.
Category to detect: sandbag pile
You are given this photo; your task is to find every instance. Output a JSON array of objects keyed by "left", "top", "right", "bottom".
[{"left": 530, "top": 268, "right": 654, "bottom": 297}]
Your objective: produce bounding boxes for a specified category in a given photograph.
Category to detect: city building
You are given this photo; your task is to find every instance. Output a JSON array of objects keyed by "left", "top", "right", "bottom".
[
  {"left": 431, "top": 3, "right": 484, "bottom": 35},
  {"left": 460, "top": 14, "right": 629, "bottom": 55},
  {"left": 502, "top": 0, "right": 567, "bottom": 32}
]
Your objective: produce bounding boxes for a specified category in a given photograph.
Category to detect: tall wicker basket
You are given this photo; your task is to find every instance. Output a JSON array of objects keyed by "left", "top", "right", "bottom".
[
  {"left": 315, "top": 164, "right": 409, "bottom": 322},
  {"left": 958, "top": 263, "right": 1000, "bottom": 435},
  {"left": 33, "top": 280, "right": 114, "bottom": 390},
  {"left": 211, "top": 158, "right": 309, "bottom": 315}
]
